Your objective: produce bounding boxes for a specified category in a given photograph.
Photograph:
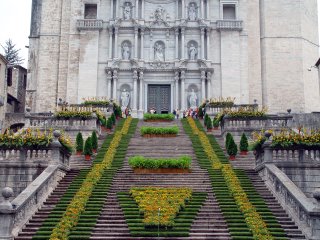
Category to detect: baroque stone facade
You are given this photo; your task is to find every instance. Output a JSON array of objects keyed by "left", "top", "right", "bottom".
[{"left": 27, "top": 0, "right": 320, "bottom": 116}]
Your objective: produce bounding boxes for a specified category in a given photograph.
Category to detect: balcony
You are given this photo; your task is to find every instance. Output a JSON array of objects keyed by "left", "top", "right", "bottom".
[
  {"left": 76, "top": 19, "right": 103, "bottom": 30},
  {"left": 216, "top": 20, "right": 243, "bottom": 31}
]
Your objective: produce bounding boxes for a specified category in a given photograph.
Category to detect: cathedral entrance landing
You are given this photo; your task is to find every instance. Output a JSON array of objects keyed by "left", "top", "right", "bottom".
[{"left": 147, "top": 85, "right": 171, "bottom": 114}]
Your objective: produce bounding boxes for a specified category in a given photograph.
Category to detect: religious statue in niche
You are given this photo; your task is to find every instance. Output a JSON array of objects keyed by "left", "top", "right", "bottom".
[
  {"left": 189, "top": 43, "right": 198, "bottom": 60},
  {"left": 122, "top": 42, "right": 131, "bottom": 60},
  {"left": 154, "top": 42, "right": 165, "bottom": 61},
  {"left": 188, "top": 3, "right": 197, "bottom": 20},
  {"left": 189, "top": 89, "right": 198, "bottom": 109},
  {"left": 121, "top": 89, "right": 130, "bottom": 108},
  {"left": 123, "top": 2, "right": 131, "bottom": 20}
]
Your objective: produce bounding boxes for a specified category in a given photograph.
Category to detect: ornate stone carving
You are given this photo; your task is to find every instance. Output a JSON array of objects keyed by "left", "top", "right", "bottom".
[
  {"left": 121, "top": 41, "right": 131, "bottom": 60},
  {"left": 188, "top": 2, "right": 197, "bottom": 20},
  {"left": 154, "top": 42, "right": 165, "bottom": 61},
  {"left": 188, "top": 89, "right": 198, "bottom": 109},
  {"left": 148, "top": 62, "right": 170, "bottom": 69},
  {"left": 150, "top": 5, "right": 170, "bottom": 26},
  {"left": 188, "top": 43, "right": 198, "bottom": 60},
  {"left": 123, "top": 2, "right": 132, "bottom": 20},
  {"left": 121, "top": 89, "right": 130, "bottom": 108}
]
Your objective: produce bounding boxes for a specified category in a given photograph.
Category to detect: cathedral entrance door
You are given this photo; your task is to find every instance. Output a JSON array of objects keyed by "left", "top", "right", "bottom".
[{"left": 147, "top": 85, "right": 171, "bottom": 114}]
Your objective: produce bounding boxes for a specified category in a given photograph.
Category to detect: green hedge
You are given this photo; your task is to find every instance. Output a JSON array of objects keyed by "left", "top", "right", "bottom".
[
  {"left": 143, "top": 113, "right": 175, "bottom": 121},
  {"left": 140, "top": 126, "right": 179, "bottom": 135},
  {"left": 129, "top": 155, "right": 191, "bottom": 169}
]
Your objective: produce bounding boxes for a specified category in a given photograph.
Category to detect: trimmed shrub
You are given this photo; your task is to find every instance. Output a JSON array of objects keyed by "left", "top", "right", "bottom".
[
  {"left": 129, "top": 156, "right": 192, "bottom": 169},
  {"left": 206, "top": 117, "right": 212, "bottom": 129},
  {"left": 111, "top": 113, "right": 116, "bottom": 125},
  {"left": 225, "top": 132, "right": 232, "bottom": 149},
  {"left": 140, "top": 126, "right": 179, "bottom": 135},
  {"left": 213, "top": 118, "right": 219, "bottom": 128},
  {"left": 240, "top": 133, "right": 249, "bottom": 152},
  {"left": 106, "top": 117, "right": 113, "bottom": 129},
  {"left": 91, "top": 131, "right": 98, "bottom": 151},
  {"left": 198, "top": 107, "right": 204, "bottom": 118},
  {"left": 83, "top": 137, "right": 93, "bottom": 156},
  {"left": 204, "top": 113, "right": 209, "bottom": 126},
  {"left": 143, "top": 113, "right": 175, "bottom": 121},
  {"left": 227, "top": 135, "right": 238, "bottom": 156},
  {"left": 75, "top": 132, "right": 84, "bottom": 153}
]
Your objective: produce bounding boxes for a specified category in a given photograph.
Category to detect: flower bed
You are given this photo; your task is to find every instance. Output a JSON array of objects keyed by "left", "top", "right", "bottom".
[
  {"left": 82, "top": 97, "right": 110, "bottom": 107},
  {"left": 207, "top": 97, "right": 235, "bottom": 108},
  {"left": 130, "top": 187, "right": 192, "bottom": 227},
  {"left": 143, "top": 113, "right": 175, "bottom": 121},
  {"left": 0, "top": 128, "right": 73, "bottom": 153},
  {"left": 224, "top": 106, "right": 267, "bottom": 118},
  {"left": 140, "top": 126, "right": 179, "bottom": 136},
  {"left": 129, "top": 156, "right": 191, "bottom": 169},
  {"left": 49, "top": 117, "right": 133, "bottom": 240}
]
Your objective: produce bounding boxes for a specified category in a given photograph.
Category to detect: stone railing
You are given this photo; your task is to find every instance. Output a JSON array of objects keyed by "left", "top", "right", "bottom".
[
  {"left": 0, "top": 131, "right": 70, "bottom": 239},
  {"left": 205, "top": 104, "right": 258, "bottom": 115},
  {"left": 216, "top": 19, "right": 243, "bottom": 31},
  {"left": 221, "top": 115, "right": 293, "bottom": 135},
  {"left": 76, "top": 19, "right": 103, "bottom": 30},
  {"left": 256, "top": 141, "right": 320, "bottom": 239}
]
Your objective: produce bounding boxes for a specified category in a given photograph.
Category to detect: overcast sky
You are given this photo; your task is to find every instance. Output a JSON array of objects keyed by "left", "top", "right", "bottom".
[{"left": 0, "top": 0, "right": 320, "bottom": 68}]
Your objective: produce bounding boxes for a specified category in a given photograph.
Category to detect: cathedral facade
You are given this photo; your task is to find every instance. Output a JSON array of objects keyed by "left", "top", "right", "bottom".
[{"left": 27, "top": 0, "right": 320, "bottom": 116}]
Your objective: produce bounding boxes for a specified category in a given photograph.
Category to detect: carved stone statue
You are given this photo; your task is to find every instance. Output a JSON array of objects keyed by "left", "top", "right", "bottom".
[
  {"left": 122, "top": 42, "right": 131, "bottom": 60},
  {"left": 121, "top": 89, "right": 130, "bottom": 108},
  {"left": 154, "top": 6, "right": 165, "bottom": 21},
  {"left": 154, "top": 42, "right": 164, "bottom": 61},
  {"left": 188, "top": 3, "right": 197, "bottom": 20},
  {"left": 189, "top": 89, "right": 198, "bottom": 109},
  {"left": 123, "top": 3, "right": 131, "bottom": 20},
  {"left": 189, "top": 43, "right": 197, "bottom": 60}
]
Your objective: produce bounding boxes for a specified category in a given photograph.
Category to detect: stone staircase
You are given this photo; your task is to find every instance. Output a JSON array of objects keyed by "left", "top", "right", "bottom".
[
  {"left": 15, "top": 169, "right": 80, "bottom": 240},
  {"left": 89, "top": 120, "right": 231, "bottom": 239}
]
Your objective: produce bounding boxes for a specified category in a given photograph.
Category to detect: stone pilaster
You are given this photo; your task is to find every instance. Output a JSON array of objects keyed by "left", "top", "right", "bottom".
[
  {"left": 108, "top": 28, "right": 113, "bottom": 59},
  {"left": 114, "top": 28, "right": 119, "bottom": 58},
  {"left": 112, "top": 69, "right": 118, "bottom": 100},
  {"left": 175, "top": 71, "right": 179, "bottom": 109},
  {"left": 175, "top": 29, "right": 179, "bottom": 59},
  {"left": 200, "top": 28, "right": 205, "bottom": 59},
  {"left": 207, "top": 71, "right": 212, "bottom": 99},
  {"left": 140, "top": 30, "right": 144, "bottom": 59},
  {"left": 181, "top": 70, "right": 186, "bottom": 110},
  {"left": 132, "top": 69, "right": 138, "bottom": 110},
  {"left": 181, "top": 28, "right": 185, "bottom": 59},
  {"left": 107, "top": 70, "right": 112, "bottom": 98},
  {"left": 201, "top": 70, "right": 206, "bottom": 101},
  {"left": 134, "top": 27, "right": 138, "bottom": 59}
]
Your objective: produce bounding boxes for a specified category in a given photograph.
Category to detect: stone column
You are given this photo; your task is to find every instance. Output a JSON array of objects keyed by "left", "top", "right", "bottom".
[
  {"left": 140, "top": 30, "right": 144, "bottom": 59},
  {"left": 107, "top": 70, "right": 112, "bottom": 97},
  {"left": 141, "top": 0, "right": 145, "bottom": 18},
  {"left": 206, "top": 0, "right": 210, "bottom": 18},
  {"left": 201, "top": 70, "right": 206, "bottom": 101},
  {"left": 139, "top": 71, "right": 144, "bottom": 111},
  {"left": 0, "top": 187, "right": 14, "bottom": 240},
  {"left": 181, "top": 70, "right": 186, "bottom": 110},
  {"left": 134, "top": 27, "right": 139, "bottom": 59},
  {"left": 175, "top": 29, "right": 179, "bottom": 59},
  {"left": 133, "top": 70, "right": 138, "bottom": 110},
  {"left": 114, "top": 28, "right": 119, "bottom": 58},
  {"left": 181, "top": 28, "right": 185, "bottom": 59},
  {"left": 200, "top": 0, "right": 204, "bottom": 19},
  {"left": 135, "top": 0, "right": 139, "bottom": 18},
  {"left": 175, "top": 71, "right": 179, "bottom": 110},
  {"left": 207, "top": 71, "right": 212, "bottom": 99},
  {"left": 200, "top": 28, "right": 205, "bottom": 59},
  {"left": 111, "top": 1, "right": 114, "bottom": 18},
  {"left": 109, "top": 28, "right": 113, "bottom": 59},
  {"left": 206, "top": 29, "right": 210, "bottom": 60},
  {"left": 113, "top": 70, "right": 118, "bottom": 100},
  {"left": 182, "top": 0, "right": 185, "bottom": 19},
  {"left": 115, "top": 0, "right": 118, "bottom": 18}
]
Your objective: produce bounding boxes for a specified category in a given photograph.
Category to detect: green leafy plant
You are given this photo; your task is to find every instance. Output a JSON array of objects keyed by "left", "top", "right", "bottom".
[
  {"left": 240, "top": 133, "right": 249, "bottom": 152},
  {"left": 113, "top": 104, "right": 122, "bottom": 118},
  {"left": 198, "top": 107, "right": 204, "bottom": 118},
  {"left": 227, "top": 135, "right": 238, "bottom": 156},
  {"left": 83, "top": 137, "right": 93, "bottom": 156},
  {"left": 55, "top": 109, "right": 92, "bottom": 119},
  {"left": 204, "top": 113, "right": 209, "bottom": 126},
  {"left": 91, "top": 131, "right": 98, "bottom": 151},
  {"left": 225, "top": 132, "right": 232, "bottom": 150},
  {"left": 75, "top": 132, "right": 84, "bottom": 153},
  {"left": 206, "top": 117, "right": 213, "bottom": 130},
  {"left": 140, "top": 126, "right": 179, "bottom": 136},
  {"left": 143, "top": 113, "right": 175, "bottom": 121},
  {"left": 129, "top": 156, "right": 192, "bottom": 169},
  {"left": 111, "top": 113, "right": 116, "bottom": 125},
  {"left": 212, "top": 118, "right": 219, "bottom": 128},
  {"left": 106, "top": 117, "right": 113, "bottom": 129},
  {"left": 208, "top": 97, "right": 235, "bottom": 108}
]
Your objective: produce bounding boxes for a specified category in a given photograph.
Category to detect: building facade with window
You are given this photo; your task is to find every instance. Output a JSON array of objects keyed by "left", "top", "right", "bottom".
[{"left": 27, "top": 0, "right": 320, "bottom": 115}]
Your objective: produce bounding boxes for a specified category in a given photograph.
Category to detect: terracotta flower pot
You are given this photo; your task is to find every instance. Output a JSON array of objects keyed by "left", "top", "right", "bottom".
[
  {"left": 85, "top": 155, "right": 91, "bottom": 161},
  {"left": 93, "top": 149, "right": 97, "bottom": 153},
  {"left": 76, "top": 151, "right": 82, "bottom": 156},
  {"left": 240, "top": 151, "right": 248, "bottom": 155},
  {"left": 229, "top": 155, "right": 236, "bottom": 160},
  {"left": 213, "top": 127, "right": 219, "bottom": 130},
  {"left": 207, "top": 128, "right": 213, "bottom": 132}
]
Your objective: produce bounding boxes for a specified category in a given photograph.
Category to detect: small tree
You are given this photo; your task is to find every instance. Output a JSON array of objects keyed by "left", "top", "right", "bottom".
[
  {"left": 225, "top": 132, "right": 232, "bottom": 149},
  {"left": 111, "top": 113, "right": 116, "bottom": 125},
  {"left": 106, "top": 117, "right": 113, "bottom": 129},
  {"left": 213, "top": 118, "right": 219, "bottom": 128},
  {"left": 198, "top": 107, "right": 204, "bottom": 119},
  {"left": 227, "top": 135, "right": 238, "bottom": 157},
  {"left": 204, "top": 113, "right": 209, "bottom": 126},
  {"left": 75, "top": 132, "right": 84, "bottom": 153},
  {"left": 206, "top": 117, "right": 213, "bottom": 130},
  {"left": 1, "top": 39, "right": 24, "bottom": 65},
  {"left": 240, "top": 133, "right": 249, "bottom": 152},
  {"left": 91, "top": 131, "right": 98, "bottom": 152},
  {"left": 83, "top": 137, "right": 93, "bottom": 156}
]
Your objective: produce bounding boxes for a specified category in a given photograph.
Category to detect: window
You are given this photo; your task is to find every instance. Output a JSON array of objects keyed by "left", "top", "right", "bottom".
[
  {"left": 7, "top": 68, "right": 12, "bottom": 87},
  {"left": 223, "top": 4, "right": 236, "bottom": 19},
  {"left": 84, "top": 4, "right": 97, "bottom": 19}
]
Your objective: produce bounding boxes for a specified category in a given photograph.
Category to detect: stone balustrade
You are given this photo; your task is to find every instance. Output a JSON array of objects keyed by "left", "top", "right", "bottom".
[
  {"left": 76, "top": 19, "right": 103, "bottom": 30},
  {"left": 216, "top": 20, "right": 243, "bottom": 31},
  {"left": 0, "top": 131, "right": 69, "bottom": 239},
  {"left": 220, "top": 115, "right": 293, "bottom": 135},
  {"left": 256, "top": 142, "right": 320, "bottom": 239},
  {"left": 205, "top": 104, "right": 258, "bottom": 115}
]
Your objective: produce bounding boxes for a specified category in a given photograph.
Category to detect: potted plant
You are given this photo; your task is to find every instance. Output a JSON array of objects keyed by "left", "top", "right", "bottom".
[
  {"left": 240, "top": 133, "right": 249, "bottom": 155},
  {"left": 83, "top": 137, "right": 93, "bottom": 160},
  {"left": 204, "top": 113, "right": 209, "bottom": 126},
  {"left": 227, "top": 135, "right": 238, "bottom": 160},
  {"left": 225, "top": 132, "right": 232, "bottom": 150},
  {"left": 111, "top": 113, "right": 116, "bottom": 125},
  {"left": 75, "top": 132, "right": 84, "bottom": 155},
  {"left": 206, "top": 117, "right": 213, "bottom": 132},
  {"left": 91, "top": 131, "right": 98, "bottom": 153},
  {"left": 213, "top": 118, "right": 219, "bottom": 130},
  {"left": 106, "top": 117, "right": 113, "bottom": 132}
]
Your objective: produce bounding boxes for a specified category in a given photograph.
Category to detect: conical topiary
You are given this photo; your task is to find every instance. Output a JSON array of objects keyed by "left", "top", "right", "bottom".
[
  {"left": 111, "top": 113, "right": 116, "bottom": 125},
  {"left": 106, "top": 117, "right": 113, "bottom": 129},
  {"left": 83, "top": 137, "right": 93, "bottom": 156},
  {"left": 198, "top": 107, "right": 204, "bottom": 119},
  {"left": 204, "top": 113, "right": 209, "bottom": 126},
  {"left": 225, "top": 132, "right": 232, "bottom": 149},
  {"left": 75, "top": 132, "right": 84, "bottom": 154},
  {"left": 91, "top": 131, "right": 98, "bottom": 152},
  {"left": 240, "top": 133, "right": 249, "bottom": 152},
  {"left": 227, "top": 135, "right": 238, "bottom": 157},
  {"left": 206, "top": 117, "right": 212, "bottom": 130}
]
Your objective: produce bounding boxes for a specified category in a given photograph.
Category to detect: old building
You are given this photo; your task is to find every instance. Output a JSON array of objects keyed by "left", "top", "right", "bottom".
[
  {"left": 0, "top": 55, "right": 7, "bottom": 131},
  {"left": 27, "top": 0, "right": 320, "bottom": 116}
]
